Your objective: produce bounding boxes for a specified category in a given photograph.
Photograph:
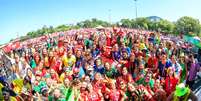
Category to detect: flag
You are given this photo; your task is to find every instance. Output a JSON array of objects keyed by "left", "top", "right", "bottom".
[
  {"left": 2, "top": 43, "right": 12, "bottom": 53},
  {"left": 184, "top": 35, "right": 201, "bottom": 48},
  {"left": 12, "top": 41, "right": 21, "bottom": 49}
]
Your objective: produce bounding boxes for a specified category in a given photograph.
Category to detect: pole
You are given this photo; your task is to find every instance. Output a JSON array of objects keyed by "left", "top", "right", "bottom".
[
  {"left": 134, "top": 0, "right": 138, "bottom": 19},
  {"left": 108, "top": 9, "right": 111, "bottom": 24}
]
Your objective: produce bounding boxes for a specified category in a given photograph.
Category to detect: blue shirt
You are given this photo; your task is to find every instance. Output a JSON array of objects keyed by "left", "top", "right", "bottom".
[
  {"left": 75, "top": 57, "right": 84, "bottom": 68},
  {"left": 112, "top": 51, "right": 121, "bottom": 61},
  {"left": 91, "top": 49, "right": 100, "bottom": 58},
  {"left": 78, "top": 67, "right": 85, "bottom": 78},
  {"left": 94, "top": 65, "right": 105, "bottom": 74},
  {"left": 158, "top": 59, "right": 172, "bottom": 75}
]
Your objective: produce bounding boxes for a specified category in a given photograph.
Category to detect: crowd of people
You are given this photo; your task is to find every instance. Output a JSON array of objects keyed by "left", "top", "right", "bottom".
[{"left": 0, "top": 28, "right": 200, "bottom": 101}]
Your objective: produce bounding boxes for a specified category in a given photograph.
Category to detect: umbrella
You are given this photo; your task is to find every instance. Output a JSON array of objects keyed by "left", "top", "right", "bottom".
[{"left": 95, "top": 25, "right": 104, "bottom": 30}]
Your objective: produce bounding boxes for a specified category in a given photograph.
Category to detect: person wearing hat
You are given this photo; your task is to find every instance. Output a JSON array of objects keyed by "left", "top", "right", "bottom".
[{"left": 167, "top": 83, "right": 198, "bottom": 101}]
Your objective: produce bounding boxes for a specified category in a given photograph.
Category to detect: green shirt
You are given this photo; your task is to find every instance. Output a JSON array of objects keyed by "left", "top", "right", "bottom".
[
  {"left": 180, "top": 63, "right": 187, "bottom": 83},
  {"left": 48, "top": 96, "right": 66, "bottom": 101},
  {"left": 47, "top": 43, "right": 51, "bottom": 49},
  {"left": 30, "top": 59, "right": 36, "bottom": 69},
  {"left": 105, "top": 67, "right": 117, "bottom": 78},
  {"left": 84, "top": 39, "right": 93, "bottom": 48}
]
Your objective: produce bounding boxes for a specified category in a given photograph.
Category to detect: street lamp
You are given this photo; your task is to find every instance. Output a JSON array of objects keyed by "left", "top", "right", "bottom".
[
  {"left": 108, "top": 9, "right": 111, "bottom": 24},
  {"left": 134, "top": 0, "right": 138, "bottom": 19}
]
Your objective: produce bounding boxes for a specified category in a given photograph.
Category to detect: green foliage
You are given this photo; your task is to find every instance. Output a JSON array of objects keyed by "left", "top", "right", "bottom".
[
  {"left": 157, "top": 19, "right": 175, "bottom": 33},
  {"left": 76, "top": 18, "right": 111, "bottom": 28},
  {"left": 55, "top": 24, "right": 69, "bottom": 32},
  {"left": 175, "top": 16, "right": 200, "bottom": 34},
  {"left": 135, "top": 17, "right": 149, "bottom": 29},
  {"left": 120, "top": 19, "right": 133, "bottom": 28},
  {"left": 119, "top": 17, "right": 175, "bottom": 33},
  {"left": 23, "top": 17, "right": 201, "bottom": 41}
]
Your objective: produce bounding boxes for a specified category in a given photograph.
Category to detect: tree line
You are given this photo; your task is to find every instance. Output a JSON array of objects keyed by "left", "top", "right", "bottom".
[{"left": 20, "top": 16, "right": 201, "bottom": 41}]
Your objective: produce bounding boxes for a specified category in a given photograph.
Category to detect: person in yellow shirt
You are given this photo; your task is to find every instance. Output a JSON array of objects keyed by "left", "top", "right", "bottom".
[{"left": 62, "top": 49, "right": 76, "bottom": 71}]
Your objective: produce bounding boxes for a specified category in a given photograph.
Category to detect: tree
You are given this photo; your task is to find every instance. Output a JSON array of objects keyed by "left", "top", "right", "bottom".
[
  {"left": 157, "top": 19, "right": 175, "bottom": 33},
  {"left": 82, "top": 20, "right": 92, "bottom": 28},
  {"left": 135, "top": 17, "right": 149, "bottom": 30},
  {"left": 175, "top": 16, "right": 200, "bottom": 34},
  {"left": 23, "top": 17, "right": 201, "bottom": 41},
  {"left": 76, "top": 18, "right": 110, "bottom": 28},
  {"left": 55, "top": 24, "right": 69, "bottom": 32},
  {"left": 120, "top": 19, "right": 132, "bottom": 28},
  {"left": 47, "top": 26, "right": 55, "bottom": 33}
]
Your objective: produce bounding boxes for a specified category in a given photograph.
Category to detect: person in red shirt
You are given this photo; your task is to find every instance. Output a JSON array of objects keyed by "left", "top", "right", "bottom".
[
  {"left": 57, "top": 47, "right": 65, "bottom": 58},
  {"left": 87, "top": 84, "right": 103, "bottom": 101},
  {"left": 120, "top": 67, "right": 133, "bottom": 83},
  {"left": 79, "top": 82, "right": 88, "bottom": 101},
  {"left": 51, "top": 57, "right": 62, "bottom": 75},
  {"left": 107, "top": 81, "right": 123, "bottom": 101},
  {"left": 118, "top": 80, "right": 128, "bottom": 100},
  {"left": 127, "top": 53, "right": 137, "bottom": 74},
  {"left": 33, "top": 59, "right": 44, "bottom": 73},
  {"left": 49, "top": 51, "right": 56, "bottom": 69},
  {"left": 49, "top": 69, "right": 60, "bottom": 82},
  {"left": 147, "top": 52, "right": 158, "bottom": 73},
  {"left": 165, "top": 67, "right": 179, "bottom": 96},
  {"left": 106, "top": 32, "right": 112, "bottom": 46},
  {"left": 101, "top": 45, "right": 112, "bottom": 59},
  {"left": 92, "top": 73, "right": 106, "bottom": 93}
]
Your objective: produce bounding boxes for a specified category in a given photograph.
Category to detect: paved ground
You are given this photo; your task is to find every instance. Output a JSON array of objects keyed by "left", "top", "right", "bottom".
[{"left": 193, "top": 77, "right": 201, "bottom": 100}]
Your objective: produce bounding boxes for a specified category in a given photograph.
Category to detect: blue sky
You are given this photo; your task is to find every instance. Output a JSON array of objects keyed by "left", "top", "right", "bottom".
[{"left": 0, "top": 0, "right": 201, "bottom": 44}]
